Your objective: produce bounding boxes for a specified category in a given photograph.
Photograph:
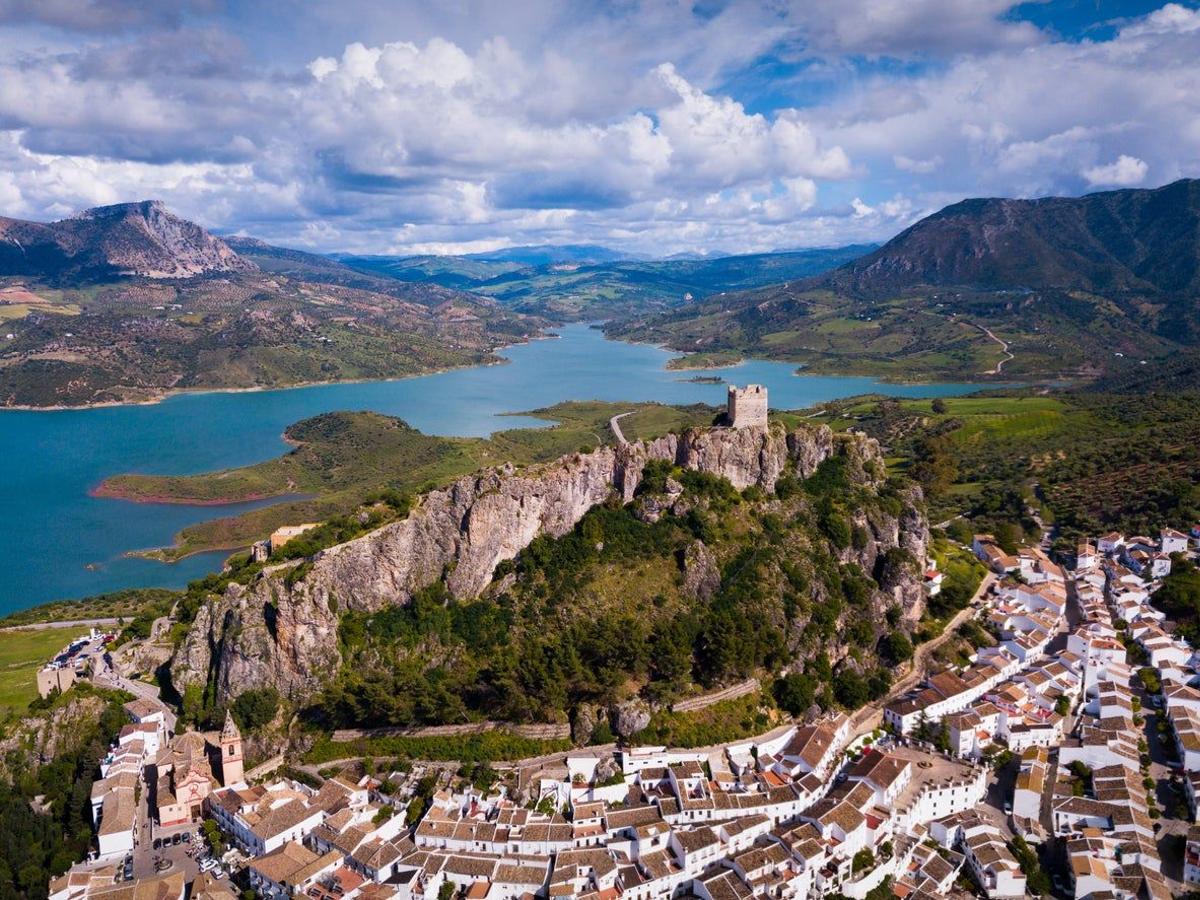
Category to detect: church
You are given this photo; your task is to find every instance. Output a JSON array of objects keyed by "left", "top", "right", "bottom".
[{"left": 154, "top": 711, "right": 246, "bottom": 827}]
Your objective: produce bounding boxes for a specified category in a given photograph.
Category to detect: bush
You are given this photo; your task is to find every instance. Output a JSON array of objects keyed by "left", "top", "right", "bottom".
[{"left": 880, "top": 631, "right": 914, "bottom": 664}]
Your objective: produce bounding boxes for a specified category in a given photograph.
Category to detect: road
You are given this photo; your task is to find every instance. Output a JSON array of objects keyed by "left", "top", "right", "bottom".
[
  {"left": 851, "top": 572, "right": 997, "bottom": 737},
  {"left": 609, "top": 411, "right": 634, "bottom": 446},
  {"left": 92, "top": 654, "right": 178, "bottom": 732},
  {"left": 0, "top": 617, "right": 120, "bottom": 632},
  {"left": 974, "top": 323, "right": 1014, "bottom": 375}
]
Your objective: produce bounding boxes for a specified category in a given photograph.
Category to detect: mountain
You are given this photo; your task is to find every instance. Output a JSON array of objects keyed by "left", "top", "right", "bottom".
[
  {"left": 0, "top": 200, "right": 253, "bottom": 281},
  {"left": 610, "top": 181, "right": 1200, "bottom": 381},
  {"left": 824, "top": 178, "right": 1200, "bottom": 298}
]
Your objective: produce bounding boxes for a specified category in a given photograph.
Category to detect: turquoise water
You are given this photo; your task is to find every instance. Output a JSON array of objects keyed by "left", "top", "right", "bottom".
[{"left": 0, "top": 324, "right": 987, "bottom": 612}]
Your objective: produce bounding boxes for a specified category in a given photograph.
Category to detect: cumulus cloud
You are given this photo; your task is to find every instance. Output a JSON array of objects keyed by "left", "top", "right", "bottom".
[
  {"left": 0, "top": 2, "right": 1195, "bottom": 255},
  {"left": 1083, "top": 155, "right": 1149, "bottom": 187}
]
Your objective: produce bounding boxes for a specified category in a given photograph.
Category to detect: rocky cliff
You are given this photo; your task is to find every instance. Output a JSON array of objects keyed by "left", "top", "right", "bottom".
[{"left": 172, "top": 422, "right": 849, "bottom": 707}]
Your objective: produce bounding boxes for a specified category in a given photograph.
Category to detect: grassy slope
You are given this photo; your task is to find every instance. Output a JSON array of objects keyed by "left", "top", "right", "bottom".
[
  {"left": 101, "top": 401, "right": 719, "bottom": 559},
  {"left": 0, "top": 627, "right": 91, "bottom": 718}
]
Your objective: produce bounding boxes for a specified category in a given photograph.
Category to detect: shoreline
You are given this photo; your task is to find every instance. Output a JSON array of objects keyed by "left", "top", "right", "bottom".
[{"left": 0, "top": 336, "right": 557, "bottom": 412}]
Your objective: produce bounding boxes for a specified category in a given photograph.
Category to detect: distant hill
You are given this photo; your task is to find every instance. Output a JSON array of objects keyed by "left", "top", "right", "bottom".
[
  {"left": 823, "top": 178, "right": 1200, "bottom": 297},
  {"left": 610, "top": 181, "right": 1200, "bottom": 381},
  {"left": 0, "top": 201, "right": 253, "bottom": 281},
  {"left": 339, "top": 244, "right": 875, "bottom": 320},
  {"left": 464, "top": 244, "right": 635, "bottom": 265}
]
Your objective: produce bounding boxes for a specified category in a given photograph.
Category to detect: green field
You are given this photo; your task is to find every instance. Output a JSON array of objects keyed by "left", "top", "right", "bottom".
[{"left": 0, "top": 627, "right": 91, "bottom": 719}]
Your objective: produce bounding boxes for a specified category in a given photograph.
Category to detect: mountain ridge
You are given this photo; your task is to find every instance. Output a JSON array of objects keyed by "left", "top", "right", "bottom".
[
  {"left": 609, "top": 180, "right": 1200, "bottom": 381},
  {"left": 820, "top": 178, "right": 1200, "bottom": 297}
]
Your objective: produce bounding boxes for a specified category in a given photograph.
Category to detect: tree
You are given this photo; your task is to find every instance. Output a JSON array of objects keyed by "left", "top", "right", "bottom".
[
  {"left": 908, "top": 434, "right": 958, "bottom": 497},
  {"left": 880, "top": 631, "right": 914, "bottom": 665},
  {"left": 1139, "top": 667, "right": 1162, "bottom": 695},
  {"left": 774, "top": 673, "right": 817, "bottom": 716},
  {"left": 833, "top": 669, "right": 869, "bottom": 709},
  {"left": 851, "top": 848, "right": 874, "bottom": 874},
  {"left": 931, "top": 398, "right": 948, "bottom": 414},
  {"left": 232, "top": 687, "right": 280, "bottom": 731}
]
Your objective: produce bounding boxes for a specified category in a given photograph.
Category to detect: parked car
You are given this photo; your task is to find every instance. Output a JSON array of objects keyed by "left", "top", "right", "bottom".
[
  {"left": 182, "top": 832, "right": 191, "bottom": 843},
  {"left": 172, "top": 833, "right": 182, "bottom": 845}
]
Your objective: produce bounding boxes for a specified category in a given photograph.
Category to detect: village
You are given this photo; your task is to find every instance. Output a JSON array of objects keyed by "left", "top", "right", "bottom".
[{"left": 37, "top": 519, "right": 1200, "bottom": 900}]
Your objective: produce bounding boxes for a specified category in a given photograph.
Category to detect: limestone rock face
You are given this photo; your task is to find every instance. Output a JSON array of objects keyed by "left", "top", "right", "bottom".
[
  {"left": 610, "top": 699, "right": 653, "bottom": 738},
  {"left": 173, "top": 422, "right": 843, "bottom": 706}
]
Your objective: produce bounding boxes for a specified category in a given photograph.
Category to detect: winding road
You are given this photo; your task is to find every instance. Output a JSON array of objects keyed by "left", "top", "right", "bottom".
[{"left": 973, "top": 323, "right": 1014, "bottom": 375}]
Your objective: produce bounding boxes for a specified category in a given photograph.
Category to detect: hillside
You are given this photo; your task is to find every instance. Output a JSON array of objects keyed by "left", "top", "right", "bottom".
[
  {"left": 0, "top": 204, "right": 541, "bottom": 407},
  {"left": 824, "top": 179, "right": 1200, "bottom": 298},
  {"left": 609, "top": 181, "right": 1200, "bottom": 381}
]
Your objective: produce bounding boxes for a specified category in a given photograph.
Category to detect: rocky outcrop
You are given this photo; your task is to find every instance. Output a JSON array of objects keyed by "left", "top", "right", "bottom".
[
  {"left": 0, "top": 200, "right": 253, "bottom": 280},
  {"left": 0, "top": 693, "right": 108, "bottom": 782},
  {"left": 610, "top": 699, "right": 652, "bottom": 738},
  {"left": 172, "top": 422, "right": 851, "bottom": 707},
  {"left": 680, "top": 540, "right": 720, "bottom": 603}
]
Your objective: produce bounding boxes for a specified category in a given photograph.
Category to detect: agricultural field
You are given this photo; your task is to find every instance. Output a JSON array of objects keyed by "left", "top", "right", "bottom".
[
  {"left": 0, "top": 627, "right": 91, "bottom": 719},
  {"left": 0, "top": 283, "right": 83, "bottom": 321},
  {"left": 816, "top": 389, "right": 1200, "bottom": 547}
]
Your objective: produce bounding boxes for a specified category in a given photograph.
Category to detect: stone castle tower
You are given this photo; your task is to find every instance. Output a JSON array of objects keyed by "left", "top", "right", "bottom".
[
  {"left": 727, "top": 384, "right": 768, "bottom": 428},
  {"left": 219, "top": 709, "right": 245, "bottom": 786}
]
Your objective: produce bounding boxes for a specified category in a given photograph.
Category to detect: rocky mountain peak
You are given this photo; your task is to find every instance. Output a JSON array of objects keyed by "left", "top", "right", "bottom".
[{"left": 0, "top": 200, "right": 255, "bottom": 280}]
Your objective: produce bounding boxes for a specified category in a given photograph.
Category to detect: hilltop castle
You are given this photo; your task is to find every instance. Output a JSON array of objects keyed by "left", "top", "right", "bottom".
[{"left": 727, "top": 384, "right": 768, "bottom": 428}]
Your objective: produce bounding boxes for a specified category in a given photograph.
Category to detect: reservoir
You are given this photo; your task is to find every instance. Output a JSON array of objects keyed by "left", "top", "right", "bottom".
[{"left": 0, "top": 324, "right": 988, "bottom": 612}]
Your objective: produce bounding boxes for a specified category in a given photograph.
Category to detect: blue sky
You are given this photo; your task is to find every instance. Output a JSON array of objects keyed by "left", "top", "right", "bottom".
[{"left": 0, "top": 0, "right": 1196, "bottom": 256}]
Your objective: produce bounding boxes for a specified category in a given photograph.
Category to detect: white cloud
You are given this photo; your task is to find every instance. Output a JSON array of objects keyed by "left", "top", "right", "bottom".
[
  {"left": 1083, "top": 155, "right": 1149, "bottom": 187},
  {"left": 893, "top": 154, "right": 942, "bottom": 174},
  {"left": 0, "top": 2, "right": 1194, "bottom": 255}
]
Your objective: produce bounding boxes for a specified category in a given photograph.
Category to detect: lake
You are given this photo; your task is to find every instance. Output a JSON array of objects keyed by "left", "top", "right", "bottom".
[{"left": 0, "top": 324, "right": 988, "bottom": 612}]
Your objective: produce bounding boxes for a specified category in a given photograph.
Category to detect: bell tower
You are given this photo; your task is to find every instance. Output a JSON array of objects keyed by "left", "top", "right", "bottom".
[{"left": 219, "top": 709, "right": 245, "bottom": 786}]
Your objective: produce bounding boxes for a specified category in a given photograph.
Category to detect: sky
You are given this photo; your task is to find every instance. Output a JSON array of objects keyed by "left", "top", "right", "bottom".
[{"left": 0, "top": 0, "right": 1197, "bottom": 257}]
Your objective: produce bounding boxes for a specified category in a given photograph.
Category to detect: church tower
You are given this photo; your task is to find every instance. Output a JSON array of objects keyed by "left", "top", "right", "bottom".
[{"left": 219, "top": 709, "right": 245, "bottom": 787}]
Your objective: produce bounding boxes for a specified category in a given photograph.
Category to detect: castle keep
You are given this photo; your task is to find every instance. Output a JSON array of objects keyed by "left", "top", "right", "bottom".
[{"left": 727, "top": 384, "right": 768, "bottom": 428}]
